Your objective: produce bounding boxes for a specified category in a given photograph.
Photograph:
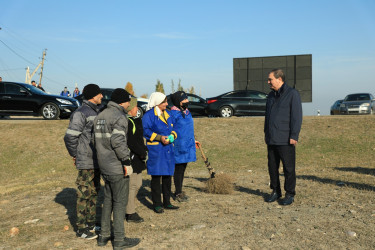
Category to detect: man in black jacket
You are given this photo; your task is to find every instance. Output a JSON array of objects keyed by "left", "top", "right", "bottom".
[
  {"left": 264, "top": 69, "right": 302, "bottom": 206},
  {"left": 64, "top": 84, "right": 103, "bottom": 239},
  {"left": 125, "top": 98, "right": 148, "bottom": 223}
]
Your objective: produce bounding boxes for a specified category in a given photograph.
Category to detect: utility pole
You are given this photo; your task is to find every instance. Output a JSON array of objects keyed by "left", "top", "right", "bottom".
[
  {"left": 39, "top": 49, "right": 47, "bottom": 85},
  {"left": 25, "top": 49, "right": 47, "bottom": 84}
]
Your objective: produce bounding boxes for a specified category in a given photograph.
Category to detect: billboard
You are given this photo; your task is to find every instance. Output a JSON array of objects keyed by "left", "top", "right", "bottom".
[{"left": 233, "top": 54, "right": 312, "bottom": 102}]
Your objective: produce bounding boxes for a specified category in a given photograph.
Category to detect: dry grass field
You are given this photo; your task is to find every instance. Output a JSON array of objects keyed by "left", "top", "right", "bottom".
[{"left": 0, "top": 115, "right": 374, "bottom": 249}]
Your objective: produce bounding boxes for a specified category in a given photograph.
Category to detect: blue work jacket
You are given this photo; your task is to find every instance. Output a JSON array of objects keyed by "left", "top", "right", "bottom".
[
  {"left": 170, "top": 109, "right": 196, "bottom": 164},
  {"left": 142, "top": 108, "right": 177, "bottom": 176}
]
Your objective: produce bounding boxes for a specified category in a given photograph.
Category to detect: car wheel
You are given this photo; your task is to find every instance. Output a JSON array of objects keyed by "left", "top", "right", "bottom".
[
  {"left": 41, "top": 103, "right": 60, "bottom": 120},
  {"left": 219, "top": 106, "right": 233, "bottom": 117},
  {"left": 135, "top": 107, "right": 144, "bottom": 119},
  {"left": 371, "top": 108, "right": 374, "bottom": 115}
]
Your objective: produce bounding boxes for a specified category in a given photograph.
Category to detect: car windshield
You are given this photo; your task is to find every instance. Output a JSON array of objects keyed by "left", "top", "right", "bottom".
[
  {"left": 345, "top": 94, "right": 370, "bottom": 101},
  {"left": 25, "top": 85, "right": 47, "bottom": 95}
]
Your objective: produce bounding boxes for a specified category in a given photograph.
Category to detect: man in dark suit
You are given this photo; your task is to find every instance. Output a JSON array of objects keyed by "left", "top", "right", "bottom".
[{"left": 264, "top": 68, "right": 302, "bottom": 205}]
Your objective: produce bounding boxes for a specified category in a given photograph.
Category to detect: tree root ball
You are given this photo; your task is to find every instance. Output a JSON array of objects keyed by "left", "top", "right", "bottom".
[{"left": 205, "top": 173, "right": 235, "bottom": 194}]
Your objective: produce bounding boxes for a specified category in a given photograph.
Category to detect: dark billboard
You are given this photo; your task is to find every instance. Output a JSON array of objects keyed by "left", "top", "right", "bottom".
[{"left": 233, "top": 54, "right": 312, "bottom": 102}]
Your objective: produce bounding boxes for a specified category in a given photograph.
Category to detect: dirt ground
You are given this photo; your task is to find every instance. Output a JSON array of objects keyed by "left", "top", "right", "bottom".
[{"left": 0, "top": 116, "right": 374, "bottom": 249}]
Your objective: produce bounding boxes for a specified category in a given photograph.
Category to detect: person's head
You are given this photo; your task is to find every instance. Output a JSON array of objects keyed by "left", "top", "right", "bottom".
[
  {"left": 83, "top": 84, "right": 102, "bottom": 105},
  {"left": 75, "top": 87, "right": 79, "bottom": 92},
  {"left": 111, "top": 88, "right": 131, "bottom": 110},
  {"left": 157, "top": 97, "right": 168, "bottom": 111},
  {"left": 31, "top": 81, "right": 36, "bottom": 87},
  {"left": 171, "top": 91, "right": 189, "bottom": 110},
  {"left": 147, "top": 92, "right": 167, "bottom": 111},
  {"left": 64, "top": 87, "right": 68, "bottom": 92},
  {"left": 126, "top": 98, "right": 138, "bottom": 117},
  {"left": 268, "top": 68, "right": 285, "bottom": 91}
]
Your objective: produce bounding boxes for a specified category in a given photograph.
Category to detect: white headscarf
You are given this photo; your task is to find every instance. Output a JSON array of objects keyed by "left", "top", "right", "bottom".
[{"left": 146, "top": 92, "right": 166, "bottom": 112}]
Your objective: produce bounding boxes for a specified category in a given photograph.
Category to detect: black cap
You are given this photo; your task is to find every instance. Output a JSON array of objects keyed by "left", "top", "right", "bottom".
[
  {"left": 83, "top": 84, "right": 101, "bottom": 100},
  {"left": 111, "top": 88, "right": 131, "bottom": 104}
]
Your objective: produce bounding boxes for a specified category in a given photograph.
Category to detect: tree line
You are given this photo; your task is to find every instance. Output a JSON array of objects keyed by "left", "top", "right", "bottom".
[{"left": 125, "top": 79, "right": 197, "bottom": 99}]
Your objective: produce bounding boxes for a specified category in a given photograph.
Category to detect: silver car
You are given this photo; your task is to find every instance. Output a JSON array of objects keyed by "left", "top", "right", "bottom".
[{"left": 339, "top": 93, "right": 375, "bottom": 115}]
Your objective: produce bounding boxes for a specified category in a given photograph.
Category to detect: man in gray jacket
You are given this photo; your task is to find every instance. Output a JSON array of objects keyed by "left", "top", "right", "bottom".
[
  {"left": 94, "top": 88, "right": 140, "bottom": 249},
  {"left": 264, "top": 69, "right": 302, "bottom": 206},
  {"left": 64, "top": 84, "right": 103, "bottom": 239}
]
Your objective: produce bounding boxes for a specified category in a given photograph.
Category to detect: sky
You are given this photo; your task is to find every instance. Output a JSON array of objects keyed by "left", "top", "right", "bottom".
[{"left": 1, "top": 0, "right": 375, "bottom": 115}]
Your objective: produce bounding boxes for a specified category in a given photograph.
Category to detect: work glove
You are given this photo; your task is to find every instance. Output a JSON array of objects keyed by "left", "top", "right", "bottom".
[
  {"left": 123, "top": 165, "right": 133, "bottom": 176},
  {"left": 167, "top": 134, "right": 175, "bottom": 143}
]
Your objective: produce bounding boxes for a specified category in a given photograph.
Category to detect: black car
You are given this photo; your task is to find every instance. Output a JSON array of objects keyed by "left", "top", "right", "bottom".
[
  {"left": 74, "top": 88, "right": 148, "bottom": 119},
  {"left": 166, "top": 93, "right": 207, "bottom": 116},
  {"left": 0, "top": 81, "right": 80, "bottom": 119},
  {"left": 330, "top": 99, "right": 343, "bottom": 115},
  {"left": 206, "top": 90, "right": 268, "bottom": 117}
]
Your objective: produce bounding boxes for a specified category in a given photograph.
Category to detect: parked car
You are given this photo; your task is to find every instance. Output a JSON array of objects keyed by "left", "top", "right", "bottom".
[
  {"left": 206, "top": 90, "right": 268, "bottom": 117},
  {"left": 339, "top": 93, "right": 375, "bottom": 115},
  {"left": 0, "top": 81, "right": 80, "bottom": 119},
  {"left": 74, "top": 88, "right": 148, "bottom": 118},
  {"left": 330, "top": 99, "right": 343, "bottom": 115},
  {"left": 166, "top": 93, "right": 207, "bottom": 116}
]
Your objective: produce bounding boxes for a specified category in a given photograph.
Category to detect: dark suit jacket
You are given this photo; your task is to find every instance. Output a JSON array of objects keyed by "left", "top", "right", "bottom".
[{"left": 264, "top": 83, "right": 302, "bottom": 145}]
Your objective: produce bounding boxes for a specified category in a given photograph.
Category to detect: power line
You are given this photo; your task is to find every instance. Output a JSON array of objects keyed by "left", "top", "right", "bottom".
[
  {"left": 1, "top": 28, "right": 41, "bottom": 60},
  {"left": 0, "top": 39, "right": 37, "bottom": 66},
  {"left": 0, "top": 67, "right": 25, "bottom": 71}
]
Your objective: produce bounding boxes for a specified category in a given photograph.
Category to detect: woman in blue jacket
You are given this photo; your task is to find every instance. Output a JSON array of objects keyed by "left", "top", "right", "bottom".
[
  {"left": 170, "top": 91, "right": 200, "bottom": 202},
  {"left": 142, "top": 92, "right": 179, "bottom": 213}
]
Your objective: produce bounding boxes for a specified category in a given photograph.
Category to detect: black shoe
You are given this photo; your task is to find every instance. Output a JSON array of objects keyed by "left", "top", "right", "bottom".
[
  {"left": 97, "top": 235, "right": 111, "bottom": 246},
  {"left": 174, "top": 193, "right": 186, "bottom": 202},
  {"left": 113, "top": 237, "right": 141, "bottom": 249},
  {"left": 266, "top": 191, "right": 281, "bottom": 203},
  {"left": 175, "top": 192, "right": 189, "bottom": 202},
  {"left": 281, "top": 195, "right": 294, "bottom": 205},
  {"left": 153, "top": 206, "right": 164, "bottom": 213},
  {"left": 87, "top": 222, "right": 101, "bottom": 232},
  {"left": 76, "top": 228, "right": 98, "bottom": 240},
  {"left": 164, "top": 204, "right": 179, "bottom": 210},
  {"left": 126, "top": 213, "right": 144, "bottom": 223}
]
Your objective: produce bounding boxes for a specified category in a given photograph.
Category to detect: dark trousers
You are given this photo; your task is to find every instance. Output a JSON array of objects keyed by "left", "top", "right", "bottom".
[
  {"left": 150, "top": 175, "right": 172, "bottom": 208},
  {"left": 101, "top": 174, "right": 129, "bottom": 241},
  {"left": 267, "top": 145, "right": 296, "bottom": 196},
  {"left": 174, "top": 163, "right": 187, "bottom": 195}
]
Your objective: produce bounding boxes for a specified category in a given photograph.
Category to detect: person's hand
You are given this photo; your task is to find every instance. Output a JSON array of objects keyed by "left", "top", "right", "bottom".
[
  {"left": 143, "top": 152, "right": 148, "bottom": 163},
  {"left": 124, "top": 165, "right": 133, "bottom": 176},
  {"left": 290, "top": 139, "right": 298, "bottom": 146},
  {"left": 195, "top": 141, "right": 201, "bottom": 149},
  {"left": 73, "top": 157, "right": 76, "bottom": 166},
  {"left": 167, "top": 134, "right": 175, "bottom": 143},
  {"left": 161, "top": 136, "right": 169, "bottom": 145}
]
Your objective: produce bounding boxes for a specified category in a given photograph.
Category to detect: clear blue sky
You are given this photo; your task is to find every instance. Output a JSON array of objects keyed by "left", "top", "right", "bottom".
[{"left": 1, "top": 0, "right": 375, "bottom": 115}]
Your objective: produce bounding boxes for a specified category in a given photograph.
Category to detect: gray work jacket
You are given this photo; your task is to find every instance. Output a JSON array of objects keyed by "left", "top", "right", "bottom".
[
  {"left": 94, "top": 101, "right": 130, "bottom": 175},
  {"left": 64, "top": 100, "right": 100, "bottom": 169}
]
